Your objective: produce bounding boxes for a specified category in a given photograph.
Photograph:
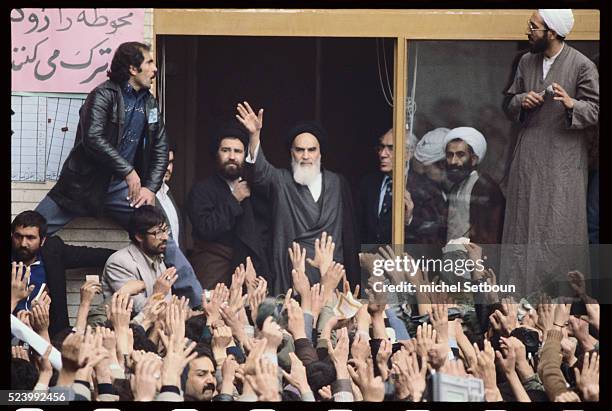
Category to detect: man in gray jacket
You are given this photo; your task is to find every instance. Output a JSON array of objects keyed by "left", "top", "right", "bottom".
[{"left": 102, "top": 205, "right": 175, "bottom": 312}]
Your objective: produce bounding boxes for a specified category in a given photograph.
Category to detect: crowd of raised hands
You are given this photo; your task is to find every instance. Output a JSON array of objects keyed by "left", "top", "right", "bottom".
[{"left": 10, "top": 236, "right": 600, "bottom": 402}]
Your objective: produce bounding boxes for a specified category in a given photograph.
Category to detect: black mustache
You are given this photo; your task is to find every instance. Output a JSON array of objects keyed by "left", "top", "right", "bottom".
[{"left": 203, "top": 383, "right": 216, "bottom": 392}]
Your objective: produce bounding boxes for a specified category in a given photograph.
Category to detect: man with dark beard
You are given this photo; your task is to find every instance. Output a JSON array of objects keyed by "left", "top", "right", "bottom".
[
  {"left": 501, "top": 9, "right": 598, "bottom": 294},
  {"left": 187, "top": 123, "right": 270, "bottom": 289},
  {"left": 102, "top": 205, "right": 176, "bottom": 313},
  {"left": 443, "top": 127, "right": 505, "bottom": 245},
  {"left": 236, "top": 102, "right": 360, "bottom": 294},
  {"left": 11, "top": 211, "right": 114, "bottom": 337}
]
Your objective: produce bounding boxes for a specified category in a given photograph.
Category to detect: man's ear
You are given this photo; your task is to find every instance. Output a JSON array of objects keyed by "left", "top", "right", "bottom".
[
  {"left": 128, "top": 65, "right": 139, "bottom": 77},
  {"left": 471, "top": 155, "right": 479, "bottom": 167},
  {"left": 134, "top": 233, "right": 145, "bottom": 245}
]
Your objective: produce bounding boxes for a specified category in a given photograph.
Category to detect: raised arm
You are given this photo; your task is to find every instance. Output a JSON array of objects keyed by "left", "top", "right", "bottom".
[
  {"left": 236, "top": 101, "right": 280, "bottom": 188},
  {"left": 236, "top": 101, "right": 263, "bottom": 159}
]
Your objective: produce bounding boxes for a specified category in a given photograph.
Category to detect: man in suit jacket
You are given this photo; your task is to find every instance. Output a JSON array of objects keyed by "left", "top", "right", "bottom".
[
  {"left": 359, "top": 128, "right": 416, "bottom": 245},
  {"left": 11, "top": 211, "right": 114, "bottom": 337},
  {"left": 156, "top": 145, "right": 186, "bottom": 251},
  {"left": 102, "top": 205, "right": 175, "bottom": 313}
]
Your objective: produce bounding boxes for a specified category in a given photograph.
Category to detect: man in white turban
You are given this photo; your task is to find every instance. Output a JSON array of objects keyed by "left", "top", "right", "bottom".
[
  {"left": 443, "top": 127, "right": 505, "bottom": 245},
  {"left": 405, "top": 127, "right": 450, "bottom": 245},
  {"left": 414, "top": 127, "right": 450, "bottom": 166},
  {"left": 501, "top": 9, "right": 599, "bottom": 296},
  {"left": 538, "top": 9, "right": 574, "bottom": 38}
]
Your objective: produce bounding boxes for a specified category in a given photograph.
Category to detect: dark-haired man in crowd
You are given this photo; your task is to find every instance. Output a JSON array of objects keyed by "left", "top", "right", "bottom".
[
  {"left": 11, "top": 210, "right": 114, "bottom": 337},
  {"left": 187, "top": 123, "right": 269, "bottom": 289},
  {"left": 102, "top": 205, "right": 176, "bottom": 313},
  {"left": 34, "top": 41, "right": 202, "bottom": 307},
  {"left": 182, "top": 343, "right": 238, "bottom": 401},
  {"left": 156, "top": 144, "right": 185, "bottom": 250}
]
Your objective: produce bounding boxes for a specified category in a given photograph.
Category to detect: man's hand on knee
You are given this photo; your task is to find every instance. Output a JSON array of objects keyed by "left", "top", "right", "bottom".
[
  {"left": 125, "top": 170, "right": 142, "bottom": 205},
  {"left": 133, "top": 187, "right": 156, "bottom": 208}
]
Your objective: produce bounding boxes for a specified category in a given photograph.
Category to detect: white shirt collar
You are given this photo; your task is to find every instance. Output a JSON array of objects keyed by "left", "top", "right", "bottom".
[
  {"left": 158, "top": 182, "right": 169, "bottom": 196},
  {"left": 544, "top": 42, "right": 564, "bottom": 62}
]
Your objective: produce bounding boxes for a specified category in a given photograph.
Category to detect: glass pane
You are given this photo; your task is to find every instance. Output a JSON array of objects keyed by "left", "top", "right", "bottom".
[{"left": 403, "top": 40, "right": 599, "bottom": 300}]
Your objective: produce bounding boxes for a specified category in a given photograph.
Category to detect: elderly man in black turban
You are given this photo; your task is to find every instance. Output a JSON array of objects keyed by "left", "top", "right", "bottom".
[
  {"left": 186, "top": 121, "right": 270, "bottom": 289},
  {"left": 236, "top": 102, "right": 360, "bottom": 294}
]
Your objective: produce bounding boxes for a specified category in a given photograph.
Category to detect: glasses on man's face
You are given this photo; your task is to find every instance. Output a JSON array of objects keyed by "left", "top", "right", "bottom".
[
  {"left": 146, "top": 226, "right": 170, "bottom": 239},
  {"left": 527, "top": 20, "right": 548, "bottom": 33},
  {"left": 376, "top": 143, "right": 394, "bottom": 154}
]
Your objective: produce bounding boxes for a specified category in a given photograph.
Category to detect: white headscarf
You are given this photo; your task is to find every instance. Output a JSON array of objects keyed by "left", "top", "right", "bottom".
[
  {"left": 443, "top": 127, "right": 487, "bottom": 164},
  {"left": 414, "top": 127, "right": 450, "bottom": 165},
  {"left": 538, "top": 9, "right": 574, "bottom": 38}
]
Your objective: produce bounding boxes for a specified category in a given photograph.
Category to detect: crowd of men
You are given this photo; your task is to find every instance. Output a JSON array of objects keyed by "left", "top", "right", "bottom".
[{"left": 10, "top": 8, "right": 599, "bottom": 403}]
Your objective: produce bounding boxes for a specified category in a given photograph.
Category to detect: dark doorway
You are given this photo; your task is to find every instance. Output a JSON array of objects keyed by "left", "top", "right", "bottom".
[{"left": 159, "top": 35, "right": 394, "bottom": 251}]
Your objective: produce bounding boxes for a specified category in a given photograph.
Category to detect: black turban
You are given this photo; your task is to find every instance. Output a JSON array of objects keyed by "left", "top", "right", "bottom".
[
  {"left": 209, "top": 120, "right": 250, "bottom": 157},
  {"left": 285, "top": 120, "right": 329, "bottom": 154}
]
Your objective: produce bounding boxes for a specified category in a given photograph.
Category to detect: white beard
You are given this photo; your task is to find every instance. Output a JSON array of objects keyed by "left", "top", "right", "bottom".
[{"left": 292, "top": 157, "right": 321, "bottom": 186}]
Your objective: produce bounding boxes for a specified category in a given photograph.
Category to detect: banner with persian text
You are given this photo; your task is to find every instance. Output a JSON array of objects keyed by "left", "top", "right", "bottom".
[{"left": 11, "top": 8, "right": 145, "bottom": 92}]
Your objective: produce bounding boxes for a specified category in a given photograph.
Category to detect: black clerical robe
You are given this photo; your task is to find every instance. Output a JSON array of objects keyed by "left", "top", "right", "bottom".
[{"left": 251, "top": 147, "right": 360, "bottom": 294}]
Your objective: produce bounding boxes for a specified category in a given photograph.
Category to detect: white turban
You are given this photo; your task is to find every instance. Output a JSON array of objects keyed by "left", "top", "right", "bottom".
[
  {"left": 414, "top": 127, "right": 450, "bottom": 165},
  {"left": 538, "top": 9, "right": 574, "bottom": 38},
  {"left": 443, "top": 127, "right": 487, "bottom": 164}
]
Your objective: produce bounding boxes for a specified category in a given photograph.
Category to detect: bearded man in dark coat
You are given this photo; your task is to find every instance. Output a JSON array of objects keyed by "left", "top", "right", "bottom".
[{"left": 186, "top": 123, "right": 270, "bottom": 289}]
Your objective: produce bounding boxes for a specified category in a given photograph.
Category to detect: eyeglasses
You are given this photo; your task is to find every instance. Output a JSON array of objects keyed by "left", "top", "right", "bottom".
[
  {"left": 376, "top": 143, "right": 394, "bottom": 153},
  {"left": 527, "top": 21, "right": 548, "bottom": 33},
  {"left": 146, "top": 226, "right": 170, "bottom": 239}
]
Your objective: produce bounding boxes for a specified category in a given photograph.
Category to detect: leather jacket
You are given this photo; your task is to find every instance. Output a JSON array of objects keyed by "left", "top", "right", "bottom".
[{"left": 49, "top": 80, "right": 168, "bottom": 215}]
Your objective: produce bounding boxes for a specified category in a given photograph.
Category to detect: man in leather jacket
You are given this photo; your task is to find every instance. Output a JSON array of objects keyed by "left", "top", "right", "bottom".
[{"left": 35, "top": 41, "right": 202, "bottom": 307}]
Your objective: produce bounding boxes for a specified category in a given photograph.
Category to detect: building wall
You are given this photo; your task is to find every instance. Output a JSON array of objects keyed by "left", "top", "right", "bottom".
[{"left": 11, "top": 8, "right": 155, "bottom": 324}]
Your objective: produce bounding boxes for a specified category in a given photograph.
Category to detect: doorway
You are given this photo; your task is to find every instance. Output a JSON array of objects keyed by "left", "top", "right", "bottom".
[{"left": 159, "top": 35, "right": 395, "bottom": 251}]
